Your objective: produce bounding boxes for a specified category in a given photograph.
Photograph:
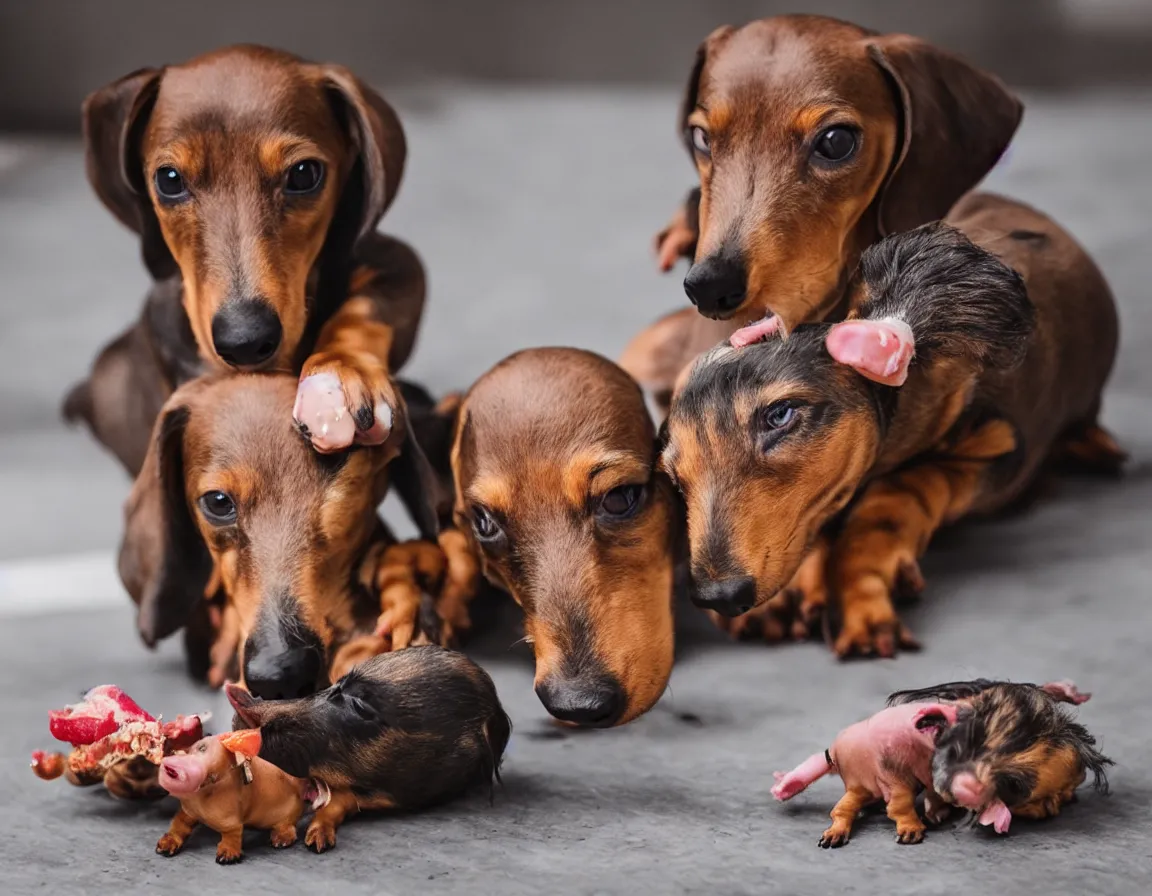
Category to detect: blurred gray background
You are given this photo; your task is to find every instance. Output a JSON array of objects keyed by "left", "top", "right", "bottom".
[{"left": 2, "top": 2, "right": 1151, "bottom": 894}]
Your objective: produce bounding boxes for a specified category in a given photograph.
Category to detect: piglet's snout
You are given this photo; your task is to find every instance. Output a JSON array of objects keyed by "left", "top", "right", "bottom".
[
  {"left": 158, "top": 755, "right": 208, "bottom": 796},
  {"left": 949, "top": 771, "right": 989, "bottom": 810}
]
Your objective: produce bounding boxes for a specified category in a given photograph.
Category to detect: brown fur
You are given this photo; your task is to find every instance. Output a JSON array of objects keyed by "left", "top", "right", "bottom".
[
  {"left": 67, "top": 44, "right": 424, "bottom": 475},
  {"left": 119, "top": 372, "right": 457, "bottom": 692},
  {"left": 665, "top": 223, "right": 1122, "bottom": 656},
  {"left": 450, "top": 348, "right": 678, "bottom": 726},
  {"left": 623, "top": 13, "right": 1023, "bottom": 412},
  {"left": 156, "top": 734, "right": 308, "bottom": 864}
]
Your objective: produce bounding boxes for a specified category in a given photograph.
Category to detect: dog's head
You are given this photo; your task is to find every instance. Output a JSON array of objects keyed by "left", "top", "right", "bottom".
[
  {"left": 677, "top": 14, "right": 1021, "bottom": 325},
  {"left": 118, "top": 372, "right": 438, "bottom": 699},
  {"left": 451, "top": 348, "right": 677, "bottom": 727},
  {"left": 664, "top": 224, "right": 1033, "bottom": 616},
  {"left": 84, "top": 44, "right": 405, "bottom": 371},
  {"left": 226, "top": 647, "right": 510, "bottom": 808}
]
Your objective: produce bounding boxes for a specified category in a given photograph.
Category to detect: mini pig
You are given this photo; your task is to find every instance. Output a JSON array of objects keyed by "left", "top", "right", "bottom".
[
  {"left": 226, "top": 646, "right": 511, "bottom": 852},
  {"left": 772, "top": 701, "right": 960, "bottom": 847},
  {"left": 887, "top": 679, "right": 1113, "bottom": 833},
  {"left": 156, "top": 729, "right": 323, "bottom": 864}
]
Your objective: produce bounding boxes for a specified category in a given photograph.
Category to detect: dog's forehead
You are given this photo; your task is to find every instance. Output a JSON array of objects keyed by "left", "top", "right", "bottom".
[
  {"left": 703, "top": 19, "right": 883, "bottom": 111},
  {"left": 153, "top": 51, "right": 337, "bottom": 139}
]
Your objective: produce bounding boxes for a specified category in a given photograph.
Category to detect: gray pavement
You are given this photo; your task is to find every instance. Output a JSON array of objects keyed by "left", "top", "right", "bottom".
[{"left": 1, "top": 87, "right": 1151, "bottom": 894}]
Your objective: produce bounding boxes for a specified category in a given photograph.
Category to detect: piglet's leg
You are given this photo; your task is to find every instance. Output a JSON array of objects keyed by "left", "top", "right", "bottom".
[
  {"left": 772, "top": 752, "right": 832, "bottom": 801},
  {"left": 886, "top": 782, "right": 926, "bottom": 844},
  {"left": 819, "top": 787, "right": 871, "bottom": 849},
  {"left": 305, "top": 788, "right": 368, "bottom": 854},
  {"left": 215, "top": 827, "right": 244, "bottom": 864},
  {"left": 923, "top": 786, "right": 953, "bottom": 826},
  {"left": 156, "top": 808, "right": 198, "bottom": 857},
  {"left": 1040, "top": 680, "right": 1091, "bottom": 705},
  {"left": 270, "top": 822, "right": 298, "bottom": 849}
]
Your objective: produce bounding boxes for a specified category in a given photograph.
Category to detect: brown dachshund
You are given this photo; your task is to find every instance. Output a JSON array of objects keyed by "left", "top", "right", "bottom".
[
  {"left": 622, "top": 14, "right": 1024, "bottom": 412},
  {"left": 65, "top": 44, "right": 425, "bottom": 474},
  {"left": 448, "top": 348, "right": 678, "bottom": 726},
  {"left": 663, "top": 223, "right": 1122, "bottom": 657},
  {"left": 120, "top": 370, "right": 474, "bottom": 697}
]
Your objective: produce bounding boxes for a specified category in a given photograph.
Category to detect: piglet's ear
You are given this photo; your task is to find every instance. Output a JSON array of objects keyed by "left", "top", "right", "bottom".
[
  {"left": 913, "top": 703, "right": 958, "bottom": 731},
  {"left": 826, "top": 318, "right": 916, "bottom": 387},
  {"left": 219, "top": 729, "right": 262, "bottom": 761}
]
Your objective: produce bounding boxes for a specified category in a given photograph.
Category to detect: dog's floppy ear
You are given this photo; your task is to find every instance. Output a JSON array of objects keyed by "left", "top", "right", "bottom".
[
  {"left": 678, "top": 26, "right": 735, "bottom": 161},
  {"left": 318, "top": 65, "right": 407, "bottom": 253},
  {"left": 119, "top": 394, "right": 213, "bottom": 647},
  {"left": 867, "top": 35, "right": 1023, "bottom": 236},
  {"left": 83, "top": 68, "right": 176, "bottom": 280},
  {"left": 385, "top": 391, "right": 443, "bottom": 542}
]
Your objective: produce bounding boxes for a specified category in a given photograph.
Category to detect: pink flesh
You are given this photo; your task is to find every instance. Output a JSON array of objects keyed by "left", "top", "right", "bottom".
[
  {"left": 979, "top": 799, "right": 1012, "bottom": 834},
  {"left": 161, "top": 715, "right": 207, "bottom": 754},
  {"left": 295, "top": 372, "right": 357, "bottom": 451},
  {"left": 729, "top": 315, "right": 781, "bottom": 348},
  {"left": 1041, "top": 680, "right": 1091, "bottom": 705},
  {"left": 825, "top": 318, "right": 916, "bottom": 387},
  {"left": 772, "top": 752, "right": 829, "bottom": 801},
  {"left": 48, "top": 685, "right": 154, "bottom": 746},
  {"left": 822, "top": 703, "right": 945, "bottom": 798},
  {"left": 158, "top": 754, "right": 208, "bottom": 796},
  {"left": 949, "top": 772, "right": 989, "bottom": 810}
]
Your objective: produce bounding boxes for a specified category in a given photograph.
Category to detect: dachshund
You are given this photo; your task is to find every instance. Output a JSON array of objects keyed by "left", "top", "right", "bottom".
[
  {"left": 662, "top": 222, "right": 1122, "bottom": 658},
  {"left": 447, "top": 348, "right": 678, "bottom": 727},
  {"left": 621, "top": 14, "right": 1026, "bottom": 414},
  {"left": 119, "top": 370, "right": 475, "bottom": 697},
  {"left": 226, "top": 647, "right": 511, "bottom": 852},
  {"left": 65, "top": 44, "right": 425, "bottom": 474}
]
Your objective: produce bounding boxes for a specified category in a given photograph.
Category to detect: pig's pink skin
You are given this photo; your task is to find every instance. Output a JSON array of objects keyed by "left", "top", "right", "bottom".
[
  {"left": 730, "top": 315, "right": 781, "bottom": 348},
  {"left": 773, "top": 752, "right": 831, "bottom": 801},
  {"left": 1041, "top": 680, "right": 1091, "bottom": 705},
  {"left": 48, "top": 685, "right": 154, "bottom": 746},
  {"left": 825, "top": 318, "right": 916, "bottom": 387},
  {"left": 774, "top": 703, "right": 951, "bottom": 806},
  {"left": 949, "top": 771, "right": 989, "bottom": 811},
  {"left": 158, "top": 754, "right": 209, "bottom": 797},
  {"left": 979, "top": 799, "right": 1012, "bottom": 834}
]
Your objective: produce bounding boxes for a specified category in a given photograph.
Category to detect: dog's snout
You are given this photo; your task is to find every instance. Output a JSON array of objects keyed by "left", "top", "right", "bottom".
[
  {"left": 211, "top": 300, "right": 282, "bottom": 368},
  {"left": 535, "top": 674, "right": 625, "bottom": 728},
  {"left": 691, "top": 575, "right": 757, "bottom": 617},
  {"left": 243, "top": 603, "right": 323, "bottom": 701},
  {"left": 683, "top": 252, "right": 747, "bottom": 318}
]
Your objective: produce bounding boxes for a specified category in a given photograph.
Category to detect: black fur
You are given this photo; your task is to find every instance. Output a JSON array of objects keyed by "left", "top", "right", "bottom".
[{"left": 234, "top": 647, "right": 511, "bottom": 811}]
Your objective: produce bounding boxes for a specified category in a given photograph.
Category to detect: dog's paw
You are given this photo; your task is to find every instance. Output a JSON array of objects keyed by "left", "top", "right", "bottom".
[
  {"left": 833, "top": 593, "right": 919, "bottom": 659},
  {"left": 294, "top": 358, "right": 397, "bottom": 453},
  {"left": 305, "top": 820, "right": 338, "bottom": 854},
  {"left": 155, "top": 834, "right": 184, "bottom": 857}
]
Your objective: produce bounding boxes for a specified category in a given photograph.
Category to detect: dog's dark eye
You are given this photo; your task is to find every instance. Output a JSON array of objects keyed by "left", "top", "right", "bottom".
[
  {"left": 812, "top": 127, "right": 857, "bottom": 164},
  {"left": 471, "top": 506, "right": 503, "bottom": 543},
  {"left": 284, "top": 160, "right": 325, "bottom": 195},
  {"left": 197, "top": 491, "right": 237, "bottom": 525},
  {"left": 598, "top": 484, "right": 644, "bottom": 520},
  {"left": 154, "top": 166, "right": 189, "bottom": 201},
  {"left": 690, "top": 126, "right": 710, "bottom": 158},
  {"left": 347, "top": 696, "right": 377, "bottom": 722}
]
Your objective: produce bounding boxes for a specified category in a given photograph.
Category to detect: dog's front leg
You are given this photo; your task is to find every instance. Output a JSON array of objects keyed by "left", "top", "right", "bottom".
[
  {"left": 295, "top": 237, "right": 425, "bottom": 453},
  {"left": 828, "top": 419, "right": 1017, "bottom": 658}
]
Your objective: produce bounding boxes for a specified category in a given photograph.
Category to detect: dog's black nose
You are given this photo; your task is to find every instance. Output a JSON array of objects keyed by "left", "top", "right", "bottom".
[
  {"left": 211, "top": 300, "right": 282, "bottom": 368},
  {"left": 535, "top": 674, "right": 625, "bottom": 728},
  {"left": 243, "top": 603, "right": 323, "bottom": 701},
  {"left": 691, "top": 576, "right": 757, "bottom": 617},
  {"left": 683, "top": 253, "right": 747, "bottom": 318}
]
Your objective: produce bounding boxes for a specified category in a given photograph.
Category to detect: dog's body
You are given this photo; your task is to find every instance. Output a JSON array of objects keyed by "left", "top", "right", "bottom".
[
  {"left": 664, "top": 224, "right": 1121, "bottom": 656},
  {"left": 67, "top": 45, "right": 425, "bottom": 474},
  {"left": 121, "top": 371, "right": 470, "bottom": 696}
]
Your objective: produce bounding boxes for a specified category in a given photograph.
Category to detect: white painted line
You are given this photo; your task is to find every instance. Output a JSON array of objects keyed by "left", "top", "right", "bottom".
[{"left": 0, "top": 550, "right": 128, "bottom": 617}]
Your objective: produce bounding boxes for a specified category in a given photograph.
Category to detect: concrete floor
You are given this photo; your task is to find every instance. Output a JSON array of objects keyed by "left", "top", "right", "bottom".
[{"left": 1, "top": 87, "right": 1151, "bottom": 895}]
